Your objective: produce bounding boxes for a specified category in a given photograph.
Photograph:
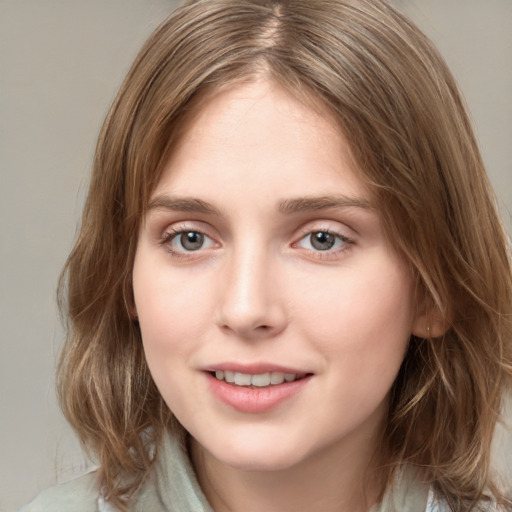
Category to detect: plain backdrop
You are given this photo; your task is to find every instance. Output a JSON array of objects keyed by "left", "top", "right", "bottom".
[{"left": 1, "top": 1, "right": 511, "bottom": 510}]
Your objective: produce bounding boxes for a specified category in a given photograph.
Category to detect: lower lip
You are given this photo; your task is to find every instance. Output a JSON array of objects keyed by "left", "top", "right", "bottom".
[{"left": 206, "top": 373, "right": 312, "bottom": 413}]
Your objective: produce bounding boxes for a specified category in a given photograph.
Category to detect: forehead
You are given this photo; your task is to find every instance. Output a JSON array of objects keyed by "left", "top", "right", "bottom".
[{"left": 152, "top": 79, "right": 368, "bottom": 203}]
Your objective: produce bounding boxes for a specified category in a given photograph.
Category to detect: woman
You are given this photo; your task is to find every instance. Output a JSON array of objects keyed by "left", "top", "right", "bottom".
[{"left": 21, "top": 0, "right": 512, "bottom": 510}]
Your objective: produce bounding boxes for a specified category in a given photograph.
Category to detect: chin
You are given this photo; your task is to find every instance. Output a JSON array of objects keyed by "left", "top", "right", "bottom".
[
  {"left": 202, "top": 434, "right": 308, "bottom": 472},
  {"left": 220, "top": 452, "right": 302, "bottom": 472}
]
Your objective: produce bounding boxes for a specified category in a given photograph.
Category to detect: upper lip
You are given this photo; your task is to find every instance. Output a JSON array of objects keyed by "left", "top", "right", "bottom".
[{"left": 203, "top": 362, "right": 310, "bottom": 375}]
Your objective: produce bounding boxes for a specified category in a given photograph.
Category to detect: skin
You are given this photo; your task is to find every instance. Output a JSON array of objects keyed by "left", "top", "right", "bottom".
[{"left": 132, "top": 80, "right": 425, "bottom": 512}]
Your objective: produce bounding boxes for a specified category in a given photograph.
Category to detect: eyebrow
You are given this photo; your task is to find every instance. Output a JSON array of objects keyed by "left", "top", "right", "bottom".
[
  {"left": 278, "top": 195, "right": 372, "bottom": 214},
  {"left": 147, "top": 195, "right": 222, "bottom": 216},
  {"left": 146, "top": 193, "right": 372, "bottom": 216}
]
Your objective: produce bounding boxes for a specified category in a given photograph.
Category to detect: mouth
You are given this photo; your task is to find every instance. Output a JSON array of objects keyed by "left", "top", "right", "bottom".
[
  {"left": 210, "top": 370, "right": 309, "bottom": 388},
  {"left": 206, "top": 368, "right": 313, "bottom": 413}
]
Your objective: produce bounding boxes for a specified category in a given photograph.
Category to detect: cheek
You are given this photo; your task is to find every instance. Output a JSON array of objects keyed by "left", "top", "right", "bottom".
[
  {"left": 132, "top": 261, "right": 214, "bottom": 416},
  {"left": 294, "top": 257, "right": 414, "bottom": 360},
  {"left": 134, "top": 261, "right": 210, "bottom": 336},
  {"left": 132, "top": 257, "right": 215, "bottom": 390}
]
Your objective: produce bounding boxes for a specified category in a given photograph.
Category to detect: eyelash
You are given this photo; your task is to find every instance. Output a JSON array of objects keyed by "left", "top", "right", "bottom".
[
  {"left": 159, "top": 226, "right": 354, "bottom": 261},
  {"left": 160, "top": 226, "right": 216, "bottom": 259},
  {"left": 292, "top": 227, "right": 353, "bottom": 261}
]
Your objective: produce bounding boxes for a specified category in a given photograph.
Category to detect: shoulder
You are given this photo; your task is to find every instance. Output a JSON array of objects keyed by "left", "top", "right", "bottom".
[
  {"left": 17, "top": 472, "right": 100, "bottom": 512},
  {"left": 425, "top": 490, "right": 450, "bottom": 512},
  {"left": 425, "top": 489, "right": 503, "bottom": 512}
]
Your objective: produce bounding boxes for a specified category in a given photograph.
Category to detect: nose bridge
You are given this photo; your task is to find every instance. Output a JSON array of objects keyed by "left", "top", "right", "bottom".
[{"left": 217, "top": 237, "right": 286, "bottom": 337}]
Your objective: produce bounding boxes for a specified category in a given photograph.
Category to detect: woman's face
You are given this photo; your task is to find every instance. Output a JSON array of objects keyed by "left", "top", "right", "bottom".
[{"left": 133, "top": 80, "right": 421, "bottom": 472}]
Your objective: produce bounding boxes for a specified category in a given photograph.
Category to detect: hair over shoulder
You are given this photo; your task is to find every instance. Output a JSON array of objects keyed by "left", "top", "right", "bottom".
[{"left": 58, "top": 1, "right": 512, "bottom": 510}]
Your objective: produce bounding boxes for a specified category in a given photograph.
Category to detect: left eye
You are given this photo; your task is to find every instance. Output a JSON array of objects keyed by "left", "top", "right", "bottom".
[
  {"left": 169, "top": 231, "right": 215, "bottom": 252},
  {"left": 297, "top": 231, "right": 348, "bottom": 251}
]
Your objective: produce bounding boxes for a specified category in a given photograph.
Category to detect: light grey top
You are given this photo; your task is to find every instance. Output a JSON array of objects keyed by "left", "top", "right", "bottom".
[
  {"left": 18, "top": 433, "right": 212, "bottom": 512},
  {"left": 19, "top": 432, "right": 445, "bottom": 512}
]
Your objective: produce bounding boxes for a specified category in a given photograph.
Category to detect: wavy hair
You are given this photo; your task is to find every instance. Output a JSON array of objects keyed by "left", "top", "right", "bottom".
[{"left": 57, "top": 0, "right": 512, "bottom": 510}]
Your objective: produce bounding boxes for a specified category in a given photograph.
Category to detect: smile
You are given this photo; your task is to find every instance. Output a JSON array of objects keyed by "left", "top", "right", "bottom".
[
  {"left": 213, "top": 370, "right": 306, "bottom": 387},
  {"left": 207, "top": 370, "right": 313, "bottom": 413}
]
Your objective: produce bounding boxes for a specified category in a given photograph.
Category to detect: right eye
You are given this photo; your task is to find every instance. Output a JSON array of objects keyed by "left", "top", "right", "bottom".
[{"left": 163, "top": 229, "right": 216, "bottom": 254}]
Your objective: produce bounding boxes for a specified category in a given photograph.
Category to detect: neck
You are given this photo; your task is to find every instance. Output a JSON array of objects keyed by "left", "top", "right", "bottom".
[{"left": 190, "top": 433, "right": 386, "bottom": 512}]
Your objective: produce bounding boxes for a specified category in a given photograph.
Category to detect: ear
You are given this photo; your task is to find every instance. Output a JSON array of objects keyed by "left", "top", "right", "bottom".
[
  {"left": 130, "top": 304, "right": 138, "bottom": 320},
  {"left": 122, "top": 272, "right": 139, "bottom": 323},
  {"left": 124, "top": 290, "right": 138, "bottom": 320},
  {"left": 411, "top": 299, "right": 450, "bottom": 338}
]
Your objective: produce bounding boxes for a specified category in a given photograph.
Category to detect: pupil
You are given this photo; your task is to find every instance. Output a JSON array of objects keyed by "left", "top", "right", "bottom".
[
  {"left": 311, "top": 232, "right": 335, "bottom": 251},
  {"left": 181, "top": 232, "right": 204, "bottom": 250}
]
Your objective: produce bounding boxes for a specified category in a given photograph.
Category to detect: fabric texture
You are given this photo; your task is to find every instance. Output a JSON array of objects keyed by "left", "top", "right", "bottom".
[
  {"left": 19, "top": 432, "right": 437, "bottom": 512},
  {"left": 369, "top": 465, "right": 430, "bottom": 512},
  {"left": 18, "top": 433, "right": 212, "bottom": 512},
  {"left": 18, "top": 472, "right": 100, "bottom": 512}
]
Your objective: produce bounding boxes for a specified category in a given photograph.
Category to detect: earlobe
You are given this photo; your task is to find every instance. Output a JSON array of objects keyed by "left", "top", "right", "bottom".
[
  {"left": 411, "top": 307, "right": 450, "bottom": 339},
  {"left": 125, "top": 294, "right": 138, "bottom": 321},
  {"left": 123, "top": 276, "right": 138, "bottom": 321}
]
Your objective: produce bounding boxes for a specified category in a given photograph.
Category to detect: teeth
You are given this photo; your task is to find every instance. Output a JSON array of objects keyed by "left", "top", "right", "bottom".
[
  {"left": 214, "top": 371, "right": 302, "bottom": 387},
  {"left": 234, "top": 372, "right": 252, "bottom": 386},
  {"left": 251, "top": 373, "right": 271, "bottom": 387},
  {"left": 270, "top": 372, "right": 285, "bottom": 385}
]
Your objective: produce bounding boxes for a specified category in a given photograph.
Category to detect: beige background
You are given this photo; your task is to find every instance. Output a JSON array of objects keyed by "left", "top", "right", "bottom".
[{"left": 1, "top": 1, "right": 511, "bottom": 510}]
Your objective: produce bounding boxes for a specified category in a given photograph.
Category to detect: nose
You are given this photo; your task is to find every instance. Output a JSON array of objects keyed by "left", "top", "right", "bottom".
[{"left": 216, "top": 244, "right": 287, "bottom": 339}]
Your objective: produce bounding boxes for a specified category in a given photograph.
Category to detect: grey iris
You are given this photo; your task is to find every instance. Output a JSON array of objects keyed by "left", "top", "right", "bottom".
[
  {"left": 181, "top": 232, "right": 204, "bottom": 250},
  {"left": 311, "top": 232, "right": 335, "bottom": 250}
]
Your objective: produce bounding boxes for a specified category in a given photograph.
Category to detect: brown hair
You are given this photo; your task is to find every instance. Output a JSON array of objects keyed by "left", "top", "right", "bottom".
[{"left": 58, "top": 0, "right": 512, "bottom": 510}]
